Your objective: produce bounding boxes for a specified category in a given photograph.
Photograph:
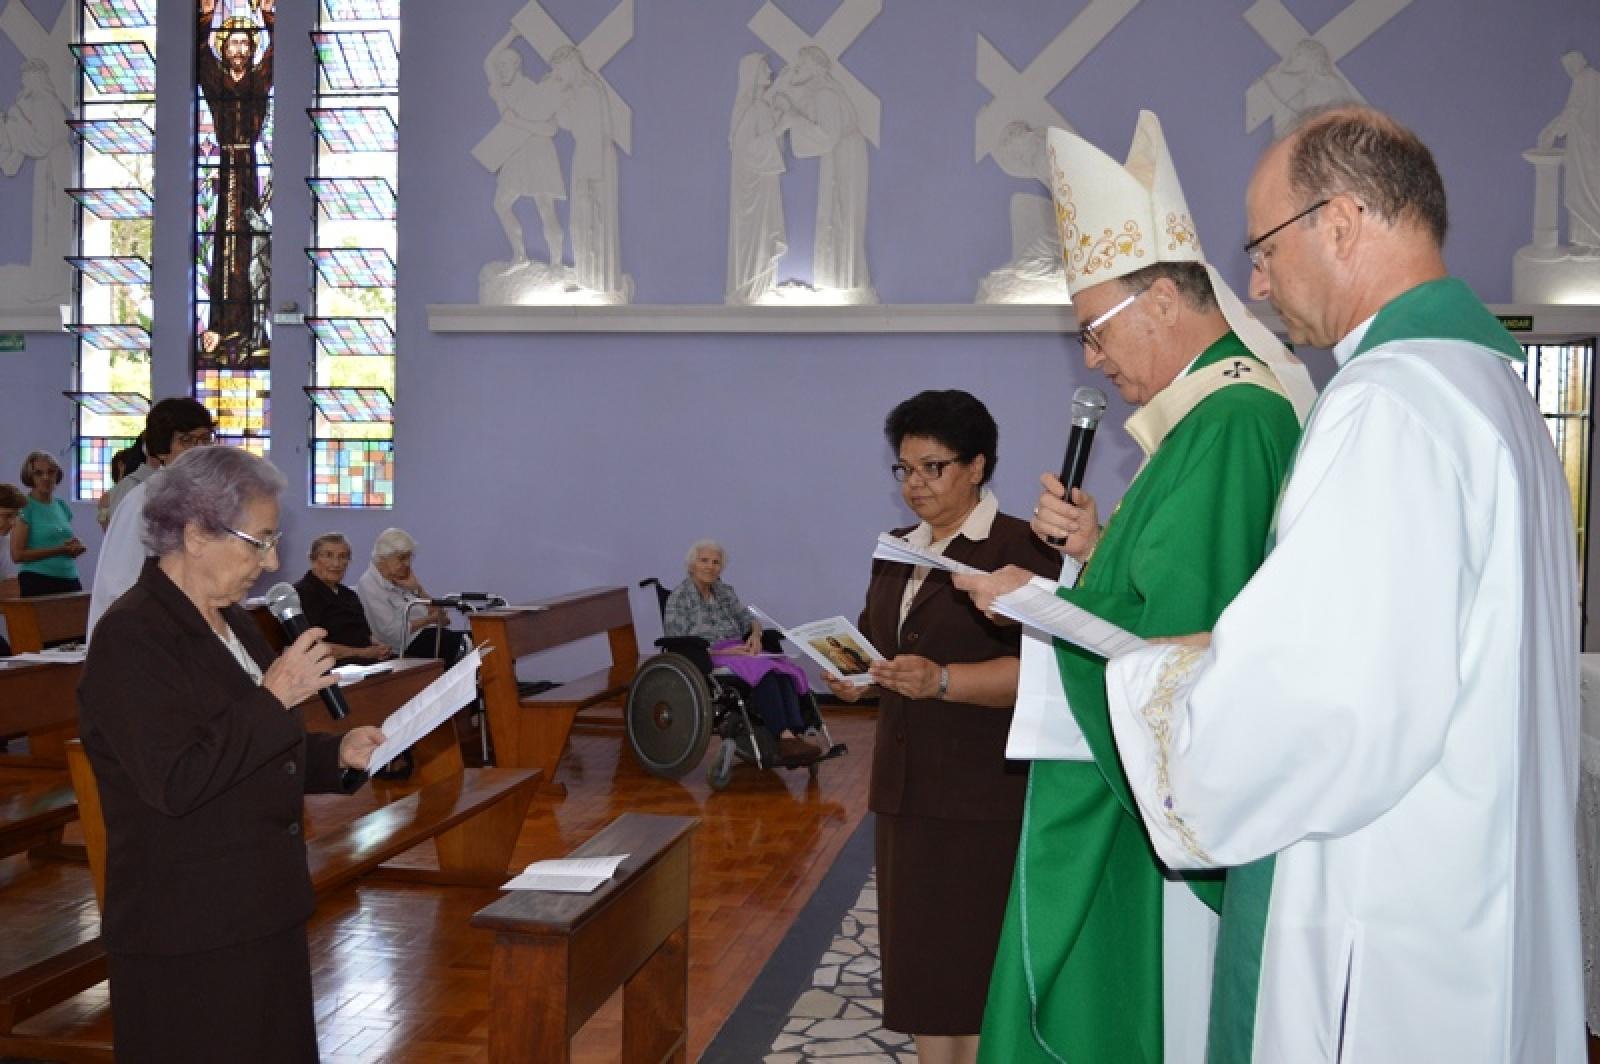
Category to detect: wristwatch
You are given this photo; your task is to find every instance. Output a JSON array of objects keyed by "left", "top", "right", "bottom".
[{"left": 936, "top": 666, "right": 950, "bottom": 700}]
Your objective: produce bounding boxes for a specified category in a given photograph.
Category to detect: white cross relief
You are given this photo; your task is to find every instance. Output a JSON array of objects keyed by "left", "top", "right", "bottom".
[
  {"left": 511, "top": 0, "right": 634, "bottom": 154},
  {"left": 1243, "top": 0, "right": 1410, "bottom": 134},
  {"left": 748, "top": 0, "right": 881, "bottom": 148},
  {"left": 975, "top": 0, "right": 1139, "bottom": 163},
  {"left": 0, "top": 0, "right": 75, "bottom": 105}
]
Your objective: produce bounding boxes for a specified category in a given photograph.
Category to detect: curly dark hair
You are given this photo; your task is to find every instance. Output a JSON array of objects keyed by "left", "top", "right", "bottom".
[
  {"left": 883, "top": 389, "right": 998, "bottom": 486},
  {"left": 1285, "top": 106, "right": 1447, "bottom": 246}
]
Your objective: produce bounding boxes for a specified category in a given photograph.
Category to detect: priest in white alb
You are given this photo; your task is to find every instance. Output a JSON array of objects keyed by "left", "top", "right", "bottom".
[{"left": 1105, "top": 106, "right": 1584, "bottom": 1062}]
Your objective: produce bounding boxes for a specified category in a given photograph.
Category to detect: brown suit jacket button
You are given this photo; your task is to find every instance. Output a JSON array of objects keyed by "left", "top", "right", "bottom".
[
  {"left": 288, "top": 822, "right": 301, "bottom": 835},
  {"left": 284, "top": 761, "right": 297, "bottom": 775}
]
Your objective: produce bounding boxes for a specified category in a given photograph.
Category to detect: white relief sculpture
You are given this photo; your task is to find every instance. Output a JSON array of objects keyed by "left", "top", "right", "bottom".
[
  {"left": 774, "top": 46, "right": 874, "bottom": 303},
  {"left": 1514, "top": 52, "right": 1600, "bottom": 303},
  {"left": 1242, "top": 0, "right": 1409, "bottom": 135},
  {"left": 975, "top": 121, "right": 1069, "bottom": 304},
  {"left": 478, "top": 30, "right": 566, "bottom": 269},
  {"left": 475, "top": 0, "right": 633, "bottom": 305},
  {"left": 725, "top": 52, "right": 787, "bottom": 305},
  {"left": 0, "top": 0, "right": 75, "bottom": 319},
  {"left": 1258, "top": 39, "right": 1358, "bottom": 136}
]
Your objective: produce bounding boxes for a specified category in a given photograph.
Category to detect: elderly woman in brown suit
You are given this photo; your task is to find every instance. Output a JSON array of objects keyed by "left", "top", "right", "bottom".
[
  {"left": 826, "top": 389, "right": 1059, "bottom": 1064},
  {"left": 78, "top": 446, "right": 384, "bottom": 1063}
]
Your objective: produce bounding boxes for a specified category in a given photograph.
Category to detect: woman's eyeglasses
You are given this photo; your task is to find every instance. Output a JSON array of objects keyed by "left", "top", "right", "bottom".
[{"left": 890, "top": 458, "right": 956, "bottom": 483}]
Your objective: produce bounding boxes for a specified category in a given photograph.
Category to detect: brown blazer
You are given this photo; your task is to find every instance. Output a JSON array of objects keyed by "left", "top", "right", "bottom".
[
  {"left": 861, "top": 511, "right": 1061, "bottom": 822},
  {"left": 78, "top": 559, "right": 353, "bottom": 956}
]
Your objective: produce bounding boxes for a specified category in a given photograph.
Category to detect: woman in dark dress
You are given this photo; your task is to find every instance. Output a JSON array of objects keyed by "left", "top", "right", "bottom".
[
  {"left": 826, "top": 390, "right": 1059, "bottom": 1064},
  {"left": 78, "top": 447, "right": 383, "bottom": 1063}
]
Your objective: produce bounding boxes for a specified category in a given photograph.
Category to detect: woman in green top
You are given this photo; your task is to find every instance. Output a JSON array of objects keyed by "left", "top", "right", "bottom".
[{"left": 11, "top": 451, "right": 85, "bottom": 597}]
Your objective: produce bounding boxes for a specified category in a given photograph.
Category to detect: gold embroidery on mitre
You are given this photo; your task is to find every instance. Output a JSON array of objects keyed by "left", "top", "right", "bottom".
[
  {"left": 1165, "top": 211, "right": 1197, "bottom": 252},
  {"left": 1079, "top": 221, "right": 1144, "bottom": 277},
  {"left": 1049, "top": 149, "right": 1084, "bottom": 284}
]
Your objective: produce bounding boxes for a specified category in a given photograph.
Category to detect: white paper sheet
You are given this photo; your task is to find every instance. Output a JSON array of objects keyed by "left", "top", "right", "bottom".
[
  {"left": 6, "top": 647, "right": 87, "bottom": 664},
  {"left": 362, "top": 648, "right": 482, "bottom": 769},
  {"left": 995, "top": 579, "right": 1146, "bottom": 658},
  {"left": 872, "top": 533, "right": 985, "bottom": 575},
  {"left": 332, "top": 661, "right": 395, "bottom": 685},
  {"left": 748, "top": 604, "right": 881, "bottom": 685},
  {"left": 501, "top": 854, "right": 630, "bottom": 892}
]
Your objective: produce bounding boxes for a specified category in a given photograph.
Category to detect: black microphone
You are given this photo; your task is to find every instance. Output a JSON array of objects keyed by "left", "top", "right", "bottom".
[
  {"left": 265, "top": 582, "right": 349, "bottom": 721},
  {"left": 1046, "top": 386, "right": 1109, "bottom": 547}
]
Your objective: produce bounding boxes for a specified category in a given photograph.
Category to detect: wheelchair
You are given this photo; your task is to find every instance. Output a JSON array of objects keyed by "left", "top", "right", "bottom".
[{"left": 625, "top": 579, "right": 848, "bottom": 790}]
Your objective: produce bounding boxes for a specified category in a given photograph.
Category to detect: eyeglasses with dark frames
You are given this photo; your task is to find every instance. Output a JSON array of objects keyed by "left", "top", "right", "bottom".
[
  {"left": 175, "top": 428, "right": 216, "bottom": 446},
  {"left": 1243, "top": 198, "right": 1334, "bottom": 270},
  {"left": 1075, "top": 291, "right": 1141, "bottom": 354},
  {"left": 224, "top": 526, "right": 282, "bottom": 556},
  {"left": 890, "top": 458, "right": 957, "bottom": 483}
]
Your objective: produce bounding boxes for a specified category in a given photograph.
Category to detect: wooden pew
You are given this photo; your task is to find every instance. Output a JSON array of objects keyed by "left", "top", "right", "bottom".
[
  {"left": 0, "top": 593, "right": 90, "bottom": 654},
  {"left": 469, "top": 587, "right": 640, "bottom": 794},
  {"left": 0, "top": 657, "right": 81, "bottom": 769},
  {"left": 472, "top": 813, "right": 698, "bottom": 1064}
]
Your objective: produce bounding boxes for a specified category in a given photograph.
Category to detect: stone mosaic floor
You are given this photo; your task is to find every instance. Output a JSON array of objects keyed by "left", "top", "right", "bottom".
[{"left": 762, "top": 872, "right": 916, "bottom": 1063}]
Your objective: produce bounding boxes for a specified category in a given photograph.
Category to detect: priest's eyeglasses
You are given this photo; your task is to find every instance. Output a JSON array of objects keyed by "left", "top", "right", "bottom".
[
  {"left": 891, "top": 459, "right": 956, "bottom": 483},
  {"left": 225, "top": 526, "right": 283, "bottom": 556},
  {"left": 1075, "top": 291, "right": 1141, "bottom": 354},
  {"left": 1243, "top": 198, "right": 1330, "bottom": 270}
]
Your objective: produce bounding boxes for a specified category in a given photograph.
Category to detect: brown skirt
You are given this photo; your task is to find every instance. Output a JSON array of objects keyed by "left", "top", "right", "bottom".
[
  {"left": 876, "top": 811, "right": 1022, "bottom": 1035},
  {"left": 108, "top": 922, "right": 318, "bottom": 1063}
]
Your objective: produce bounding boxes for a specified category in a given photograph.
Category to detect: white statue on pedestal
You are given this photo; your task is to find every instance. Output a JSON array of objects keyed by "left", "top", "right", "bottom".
[
  {"left": 553, "top": 45, "right": 629, "bottom": 302},
  {"left": 725, "top": 52, "right": 787, "bottom": 306},
  {"left": 975, "top": 120, "right": 1069, "bottom": 304},
  {"left": 0, "top": 56, "right": 72, "bottom": 309},
  {"left": 1514, "top": 51, "right": 1600, "bottom": 303},
  {"left": 479, "top": 31, "right": 566, "bottom": 270},
  {"left": 1258, "top": 39, "right": 1357, "bottom": 137},
  {"left": 774, "top": 46, "right": 875, "bottom": 304}
]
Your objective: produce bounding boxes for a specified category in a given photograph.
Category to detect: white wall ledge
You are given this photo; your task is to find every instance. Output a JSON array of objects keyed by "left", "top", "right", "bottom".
[{"left": 426, "top": 301, "right": 1600, "bottom": 337}]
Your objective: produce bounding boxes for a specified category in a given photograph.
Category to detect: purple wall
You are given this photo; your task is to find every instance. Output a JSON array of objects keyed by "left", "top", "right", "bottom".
[{"left": 2, "top": 0, "right": 1599, "bottom": 669}]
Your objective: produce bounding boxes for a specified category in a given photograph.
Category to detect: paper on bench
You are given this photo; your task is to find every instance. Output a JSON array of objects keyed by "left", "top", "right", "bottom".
[
  {"left": 7, "top": 647, "right": 87, "bottom": 664},
  {"left": 363, "top": 648, "right": 482, "bottom": 769},
  {"left": 502, "top": 854, "right": 630, "bottom": 892},
  {"left": 873, "top": 534, "right": 1144, "bottom": 660},
  {"left": 332, "top": 661, "right": 395, "bottom": 685}
]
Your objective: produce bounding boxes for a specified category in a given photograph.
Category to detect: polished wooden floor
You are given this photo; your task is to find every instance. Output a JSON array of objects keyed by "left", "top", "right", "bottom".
[{"left": 0, "top": 707, "right": 878, "bottom": 1061}]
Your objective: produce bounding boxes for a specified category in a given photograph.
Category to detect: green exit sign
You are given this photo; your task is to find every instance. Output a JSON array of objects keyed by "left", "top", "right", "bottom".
[
  {"left": 1496, "top": 315, "right": 1534, "bottom": 332},
  {"left": 0, "top": 333, "right": 22, "bottom": 352}
]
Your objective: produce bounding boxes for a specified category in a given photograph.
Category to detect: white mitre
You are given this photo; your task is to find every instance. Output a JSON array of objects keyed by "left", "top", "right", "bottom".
[{"left": 1047, "top": 112, "right": 1317, "bottom": 420}]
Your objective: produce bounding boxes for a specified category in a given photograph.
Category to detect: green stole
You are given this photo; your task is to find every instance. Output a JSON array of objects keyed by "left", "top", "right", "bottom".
[
  {"left": 1205, "top": 278, "right": 1522, "bottom": 1064},
  {"left": 979, "top": 332, "right": 1300, "bottom": 1064}
]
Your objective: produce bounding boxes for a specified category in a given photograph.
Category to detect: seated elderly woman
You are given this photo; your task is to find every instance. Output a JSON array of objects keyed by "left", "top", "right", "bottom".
[
  {"left": 663, "top": 539, "right": 820, "bottom": 763},
  {"left": 357, "top": 527, "right": 467, "bottom": 663},
  {"left": 293, "top": 533, "right": 391, "bottom": 665},
  {"left": 77, "top": 446, "right": 384, "bottom": 1061}
]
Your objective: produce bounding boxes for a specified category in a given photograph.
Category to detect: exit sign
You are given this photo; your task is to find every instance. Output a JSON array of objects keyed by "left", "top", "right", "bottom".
[
  {"left": 1496, "top": 315, "right": 1534, "bottom": 332},
  {"left": 0, "top": 333, "right": 22, "bottom": 352}
]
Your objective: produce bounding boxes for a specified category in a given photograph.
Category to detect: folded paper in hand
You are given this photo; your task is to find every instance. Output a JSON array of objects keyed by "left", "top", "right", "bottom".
[
  {"left": 872, "top": 534, "right": 1145, "bottom": 659},
  {"left": 363, "top": 648, "right": 483, "bottom": 769},
  {"left": 502, "top": 854, "right": 630, "bottom": 892},
  {"left": 748, "top": 604, "right": 883, "bottom": 685}
]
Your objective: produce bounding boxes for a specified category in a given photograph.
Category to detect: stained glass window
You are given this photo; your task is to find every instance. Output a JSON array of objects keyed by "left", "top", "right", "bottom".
[
  {"left": 193, "top": 0, "right": 275, "bottom": 442},
  {"left": 308, "top": 246, "right": 395, "bottom": 288},
  {"left": 306, "top": 386, "right": 393, "bottom": 423},
  {"left": 73, "top": 41, "right": 157, "bottom": 96},
  {"left": 313, "top": 440, "right": 394, "bottom": 507},
  {"left": 312, "top": 30, "right": 398, "bottom": 92},
  {"left": 307, "top": 317, "right": 394, "bottom": 357},
  {"left": 69, "top": 186, "right": 153, "bottom": 219},
  {"left": 72, "top": 2, "right": 156, "bottom": 499},
  {"left": 67, "top": 323, "right": 151, "bottom": 352},
  {"left": 69, "top": 117, "right": 154, "bottom": 155},
  {"left": 309, "top": 107, "right": 397, "bottom": 153},
  {"left": 64, "top": 391, "right": 151, "bottom": 417},
  {"left": 68, "top": 256, "right": 152, "bottom": 286},
  {"left": 84, "top": 0, "right": 156, "bottom": 29},
  {"left": 322, "top": 0, "right": 399, "bottom": 22},
  {"left": 307, "top": 176, "right": 395, "bottom": 221},
  {"left": 77, "top": 437, "right": 139, "bottom": 501}
]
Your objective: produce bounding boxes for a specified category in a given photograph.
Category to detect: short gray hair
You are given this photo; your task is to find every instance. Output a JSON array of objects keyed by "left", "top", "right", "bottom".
[
  {"left": 308, "top": 532, "right": 349, "bottom": 561},
  {"left": 143, "top": 447, "right": 285, "bottom": 557},
  {"left": 685, "top": 538, "right": 725, "bottom": 570},
  {"left": 372, "top": 527, "right": 417, "bottom": 560}
]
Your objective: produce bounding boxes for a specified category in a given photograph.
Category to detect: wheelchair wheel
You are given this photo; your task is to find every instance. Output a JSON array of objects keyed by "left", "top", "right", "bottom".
[
  {"left": 706, "top": 742, "right": 735, "bottom": 791},
  {"left": 626, "top": 653, "right": 714, "bottom": 779}
]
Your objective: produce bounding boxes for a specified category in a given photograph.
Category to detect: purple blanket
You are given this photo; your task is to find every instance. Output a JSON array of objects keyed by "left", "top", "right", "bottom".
[{"left": 709, "top": 639, "right": 814, "bottom": 694}]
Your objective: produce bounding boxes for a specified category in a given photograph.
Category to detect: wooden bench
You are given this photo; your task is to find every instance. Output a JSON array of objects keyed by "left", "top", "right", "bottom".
[
  {"left": 472, "top": 812, "right": 698, "bottom": 1064},
  {"left": 0, "top": 665, "right": 536, "bottom": 1058},
  {"left": 470, "top": 587, "right": 641, "bottom": 794},
  {"left": 0, "top": 593, "right": 90, "bottom": 654},
  {"left": 0, "top": 657, "right": 81, "bottom": 769}
]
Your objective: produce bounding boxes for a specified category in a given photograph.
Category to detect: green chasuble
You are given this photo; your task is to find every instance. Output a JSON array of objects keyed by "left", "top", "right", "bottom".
[{"left": 980, "top": 332, "right": 1302, "bottom": 1064}]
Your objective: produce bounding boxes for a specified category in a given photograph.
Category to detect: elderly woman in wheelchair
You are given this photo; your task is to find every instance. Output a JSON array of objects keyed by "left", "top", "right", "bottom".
[{"left": 628, "top": 539, "right": 845, "bottom": 789}]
